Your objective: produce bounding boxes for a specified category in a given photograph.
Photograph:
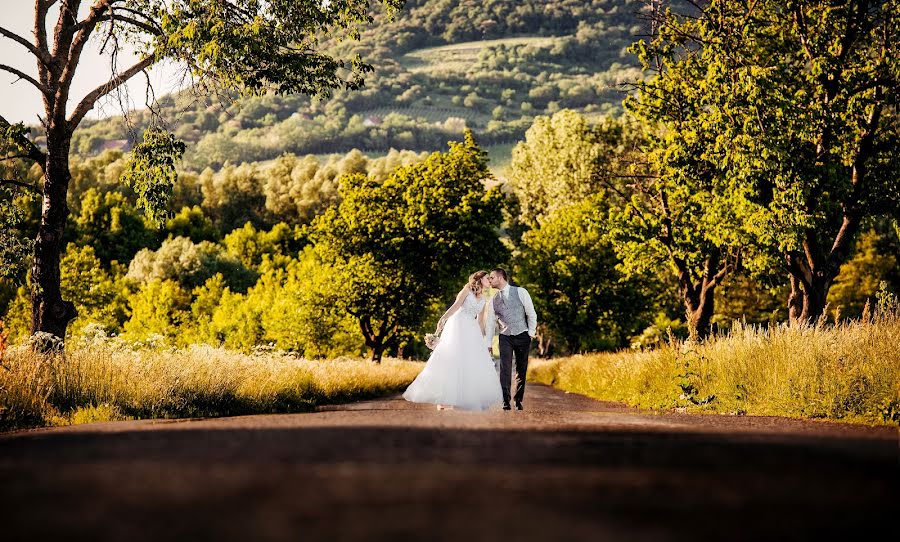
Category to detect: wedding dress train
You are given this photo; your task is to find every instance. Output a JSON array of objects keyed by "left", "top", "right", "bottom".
[{"left": 403, "top": 292, "right": 502, "bottom": 411}]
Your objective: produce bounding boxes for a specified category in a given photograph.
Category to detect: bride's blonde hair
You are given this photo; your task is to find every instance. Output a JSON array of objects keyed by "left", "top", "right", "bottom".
[{"left": 468, "top": 270, "right": 489, "bottom": 296}]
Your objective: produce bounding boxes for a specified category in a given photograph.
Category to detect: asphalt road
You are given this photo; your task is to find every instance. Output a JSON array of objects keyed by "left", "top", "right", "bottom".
[{"left": 1, "top": 384, "right": 897, "bottom": 541}]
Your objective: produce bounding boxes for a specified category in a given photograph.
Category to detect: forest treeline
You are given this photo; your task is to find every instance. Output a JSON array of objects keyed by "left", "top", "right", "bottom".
[{"left": 3, "top": 113, "right": 898, "bottom": 360}]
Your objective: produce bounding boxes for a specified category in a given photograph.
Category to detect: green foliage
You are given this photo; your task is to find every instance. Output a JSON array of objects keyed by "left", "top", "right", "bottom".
[
  {"left": 199, "top": 163, "right": 270, "bottom": 233},
  {"left": 629, "top": 0, "right": 900, "bottom": 320},
  {"left": 74, "top": 188, "right": 158, "bottom": 265},
  {"left": 830, "top": 228, "right": 899, "bottom": 319},
  {"left": 68, "top": 151, "right": 129, "bottom": 213},
  {"left": 222, "top": 222, "right": 304, "bottom": 268},
  {"left": 154, "top": 0, "right": 404, "bottom": 96},
  {"left": 123, "top": 279, "right": 192, "bottom": 343},
  {"left": 188, "top": 250, "right": 363, "bottom": 357},
  {"left": 0, "top": 187, "right": 34, "bottom": 281},
  {"left": 164, "top": 205, "right": 219, "bottom": 242},
  {"left": 0, "top": 125, "right": 39, "bottom": 281},
  {"left": 309, "top": 131, "right": 508, "bottom": 360},
  {"left": 0, "top": 286, "right": 31, "bottom": 344},
  {"left": 509, "top": 110, "right": 636, "bottom": 229},
  {"left": 515, "top": 196, "right": 654, "bottom": 353},
  {"left": 127, "top": 236, "right": 256, "bottom": 292},
  {"left": 120, "top": 129, "right": 187, "bottom": 226},
  {"left": 60, "top": 244, "right": 130, "bottom": 335},
  {"left": 70, "top": 1, "right": 645, "bottom": 168}
]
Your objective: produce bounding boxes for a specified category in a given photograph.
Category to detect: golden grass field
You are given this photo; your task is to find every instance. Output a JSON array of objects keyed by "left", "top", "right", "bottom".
[
  {"left": 529, "top": 306, "right": 900, "bottom": 426},
  {"left": 3, "top": 300, "right": 899, "bottom": 431},
  {"left": 0, "top": 335, "right": 422, "bottom": 432}
]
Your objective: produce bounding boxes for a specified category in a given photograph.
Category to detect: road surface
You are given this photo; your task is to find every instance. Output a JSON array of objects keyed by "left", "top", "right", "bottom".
[{"left": 1, "top": 384, "right": 897, "bottom": 541}]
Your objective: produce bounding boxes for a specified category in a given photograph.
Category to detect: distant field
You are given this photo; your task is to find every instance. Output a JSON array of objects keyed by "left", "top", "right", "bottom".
[
  {"left": 402, "top": 36, "right": 558, "bottom": 73},
  {"left": 358, "top": 106, "right": 486, "bottom": 125},
  {"left": 486, "top": 143, "right": 516, "bottom": 179}
]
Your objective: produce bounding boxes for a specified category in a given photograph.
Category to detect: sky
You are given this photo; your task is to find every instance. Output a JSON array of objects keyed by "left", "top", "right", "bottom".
[{"left": 0, "top": 1, "right": 184, "bottom": 125}]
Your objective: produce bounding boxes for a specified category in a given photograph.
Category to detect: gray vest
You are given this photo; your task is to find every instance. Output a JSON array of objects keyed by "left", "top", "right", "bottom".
[{"left": 493, "top": 286, "right": 528, "bottom": 336}]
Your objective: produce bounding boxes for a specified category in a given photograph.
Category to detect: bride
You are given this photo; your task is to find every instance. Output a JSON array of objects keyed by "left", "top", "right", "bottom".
[{"left": 403, "top": 270, "right": 502, "bottom": 411}]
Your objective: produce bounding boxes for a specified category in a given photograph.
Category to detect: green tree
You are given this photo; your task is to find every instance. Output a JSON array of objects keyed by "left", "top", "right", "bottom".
[
  {"left": 200, "top": 162, "right": 271, "bottom": 234},
  {"left": 256, "top": 250, "right": 363, "bottom": 358},
  {"left": 309, "top": 132, "right": 508, "bottom": 362},
  {"left": 127, "top": 236, "right": 255, "bottom": 291},
  {"left": 123, "top": 279, "right": 191, "bottom": 343},
  {"left": 515, "top": 196, "right": 654, "bottom": 355},
  {"left": 633, "top": 0, "right": 900, "bottom": 324},
  {"left": 0, "top": 0, "right": 403, "bottom": 342},
  {"left": 164, "top": 206, "right": 219, "bottom": 243},
  {"left": 508, "top": 110, "right": 635, "bottom": 228},
  {"left": 59, "top": 244, "right": 129, "bottom": 335},
  {"left": 222, "top": 222, "right": 303, "bottom": 268},
  {"left": 603, "top": 118, "right": 742, "bottom": 340},
  {"left": 74, "top": 188, "right": 157, "bottom": 265}
]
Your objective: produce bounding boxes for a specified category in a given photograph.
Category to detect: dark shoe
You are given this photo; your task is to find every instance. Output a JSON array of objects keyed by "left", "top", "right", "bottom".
[
  {"left": 502, "top": 403, "right": 511, "bottom": 411},
  {"left": 515, "top": 402, "right": 523, "bottom": 411}
]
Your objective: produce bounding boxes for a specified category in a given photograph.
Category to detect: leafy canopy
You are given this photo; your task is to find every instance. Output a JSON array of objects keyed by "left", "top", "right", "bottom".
[{"left": 309, "top": 131, "right": 507, "bottom": 358}]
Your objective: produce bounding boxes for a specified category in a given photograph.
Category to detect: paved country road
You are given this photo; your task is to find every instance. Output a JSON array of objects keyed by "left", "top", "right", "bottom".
[{"left": 1, "top": 384, "right": 897, "bottom": 542}]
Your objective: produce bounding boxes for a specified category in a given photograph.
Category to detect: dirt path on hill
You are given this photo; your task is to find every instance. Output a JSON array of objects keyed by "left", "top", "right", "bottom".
[{"left": 1, "top": 384, "right": 897, "bottom": 542}]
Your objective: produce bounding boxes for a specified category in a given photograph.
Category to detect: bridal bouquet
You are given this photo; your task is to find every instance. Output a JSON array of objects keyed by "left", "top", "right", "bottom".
[{"left": 424, "top": 332, "right": 440, "bottom": 350}]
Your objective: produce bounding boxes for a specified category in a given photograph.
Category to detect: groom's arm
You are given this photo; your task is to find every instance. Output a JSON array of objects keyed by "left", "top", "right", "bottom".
[{"left": 518, "top": 288, "right": 538, "bottom": 338}]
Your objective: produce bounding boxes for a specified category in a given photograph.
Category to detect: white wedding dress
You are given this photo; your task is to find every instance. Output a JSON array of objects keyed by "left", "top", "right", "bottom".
[{"left": 403, "top": 292, "right": 502, "bottom": 411}]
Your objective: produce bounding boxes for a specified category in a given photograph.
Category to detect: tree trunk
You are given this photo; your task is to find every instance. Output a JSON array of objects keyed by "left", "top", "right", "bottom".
[
  {"left": 30, "top": 128, "right": 77, "bottom": 344},
  {"left": 677, "top": 251, "right": 729, "bottom": 341},
  {"left": 785, "top": 225, "right": 852, "bottom": 325},
  {"left": 684, "top": 281, "right": 716, "bottom": 341},
  {"left": 368, "top": 343, "right": 385, "bottom": 364},
  {"left": 359, "top": 316, "right": 392, "bottom": 364},
  {"left": 801, "top": 274, "right": 831, "bottom": 322},
  {"left": 535, "top": 325, "right": 552, "bottom": 358},
  {"left": 787, "top": 275, "right": 805, "bottom": 322},
  {"left": 787, "top": 271, "right": 833, "bottom": 324}
]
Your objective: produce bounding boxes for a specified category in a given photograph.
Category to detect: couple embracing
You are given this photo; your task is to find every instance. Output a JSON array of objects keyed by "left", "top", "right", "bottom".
[{"left": 403, "top": 268, "right": 537, "bottom": 411}]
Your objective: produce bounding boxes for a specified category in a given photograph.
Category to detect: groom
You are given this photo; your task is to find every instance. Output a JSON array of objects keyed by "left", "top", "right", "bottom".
[{"left": 488, "top": 268, "right": 537, "bottom": 411}]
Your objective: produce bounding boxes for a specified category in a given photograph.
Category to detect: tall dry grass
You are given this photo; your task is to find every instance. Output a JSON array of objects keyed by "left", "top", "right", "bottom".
[
  {"left": 0, "top": 332, "right": 422, "bottom": 432},
  {"left": 529, "top": 299, "right": 900, "bottom": 425}
]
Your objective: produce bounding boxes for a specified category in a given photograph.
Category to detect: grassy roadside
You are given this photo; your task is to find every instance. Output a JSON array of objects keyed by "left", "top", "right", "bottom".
[
  {"left": 0, "top": 338, "right": 422, "bottom": 432},
  {"left": 529, "top": 306, "right": 900, "bottom": 426}
]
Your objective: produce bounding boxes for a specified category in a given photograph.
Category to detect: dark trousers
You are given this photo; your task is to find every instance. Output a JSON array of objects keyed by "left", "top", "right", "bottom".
[{"left": 498, "top": 331, "right": 532, "bottom": 405}]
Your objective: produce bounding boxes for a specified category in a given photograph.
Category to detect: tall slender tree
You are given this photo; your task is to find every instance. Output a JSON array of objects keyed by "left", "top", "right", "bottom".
[{"left": 0, "top": 0, "right": 403, "bottom": 343}]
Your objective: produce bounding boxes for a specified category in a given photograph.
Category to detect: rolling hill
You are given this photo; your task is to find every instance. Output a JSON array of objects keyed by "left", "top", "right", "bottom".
[{"left": 70, "top": 0, "right": 647, "bottom": 171}]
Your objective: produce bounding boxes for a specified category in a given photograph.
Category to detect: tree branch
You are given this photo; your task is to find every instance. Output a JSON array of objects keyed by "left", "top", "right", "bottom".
[
  {"left": 785, "top": 252, "right": 812, "bottom": 289},
  {"left": 0, "top": 178, "right": 40, "bottom": 194},
  {"left": 0, "top": 25, "right": 53, "bottom": 67},
  {"left": 68, "top": 54, "right": 157, "bottom": 128},
  {"left": 95, "top": 13, "right": 163, "bottom": 37},
  {"left": 791, "top": 5, "right": 816, "bottom": 64},
  {"left": 61, "top": 0, "right": 113, "bottom": 91},
  {"left": 0, "top": 64, "right": 49, "bottom": 96},
  {"left": 35, "top": 0, "right": 55, "bottom": 94},
  {"left": 1, "top": 154, "right": 34, "bottom": 162}
]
